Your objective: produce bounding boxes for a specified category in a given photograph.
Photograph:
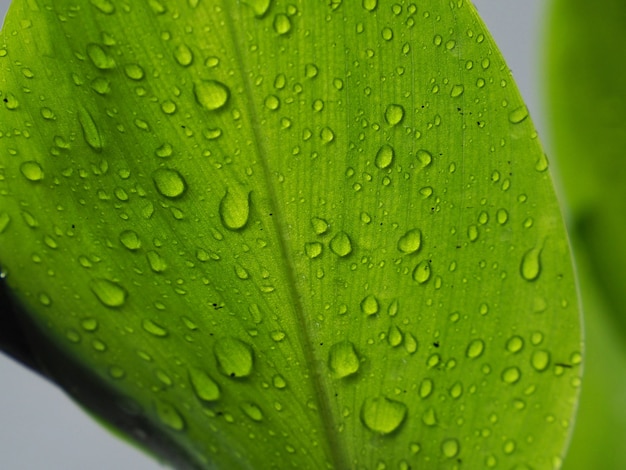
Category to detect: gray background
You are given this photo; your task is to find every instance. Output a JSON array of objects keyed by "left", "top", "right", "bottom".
[{"left": 0, "top": 1, "right": 544, "bottom": 468}]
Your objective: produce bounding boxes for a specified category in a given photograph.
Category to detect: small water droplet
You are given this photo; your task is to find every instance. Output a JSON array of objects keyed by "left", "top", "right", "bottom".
[
  {"left": 501, "top": 366, "right": 521, "bottom": 384},
  {"left": 531, "top": 349, "right": 551, "bottom": 372},
  {"left": 361, "top": 396, "right": 407, "bottom": 434},
  {"left": 466, "top": 339, "right": 485, "bottom": 359},
  {"left": 506, "top": 335, "right": 524, "bottom": 353},
  {"left": 412, "top": 260, "right": 431, "bottom": 284},
  {"left": 0, "top": 213, "right": 10, "bottom": 234},
  {"left": 419, "top": 378, "right": 434, "bottom": 399},
  {"left": 362, "top": 0, "right": 378, "bottom": 11},
  {"left": 320, "top": 127, "right": 335, "bottom": 143},
  {"left": 80, "top": 318, "right": 99, "bottom": 332},
  {"left": 214, "top": 338, "right": 254, "bottom": 378},
  {"left": 189, "top": 368, "right": 220, "bottom": 402},
  {"left": 305, "top": 242, "right": 323, "bottom": 259},
  {"left": 273, "top": 374, "right": 287, "bottom": 389},
  {"left": 328, "top": 341, "right": 360, "bottom": 378},
  {"left": 384, "top": 104, "right": 404, "bottom": 126},
  {"left": 311, "top": 217, "right": 329, "bottom": 235},
  {"left": 264, "top": 94, "right": 280, "bottom": 110},
  {"left": 273, "top": 14, "right": 292, "bottom": 35},
  {"left": 152, "top": 168, "right": 187, "bottom": 199},
  {"left": 441, "top": 438, "right": 460, "bottom": 458},
  {"left": 219, "top": 189, "right": 251, "bottom": 231},
  {"left": 142, "top": 319, "right": 168, "bottom": 337},
  {"left": 398, "top": 228, "right": 422, "bottom": 254},
  {"left": 329, "top": 231, "right": 352, "bottom": 257},
  {"left": 78, "top": 107, "right": 103, "bottom": 152},
  {"left": 174, "top": 43, "right": 194, "bottom": 66},
  {"left": 124, "top": 63, "right": 145, "bottom": 80},
  {"left": 241, "top": 402, "right": 264, "bottom": 421},
  {"left": 86, "top": 43, "right": 115, "bottom": 69},
  {"left": 20, "top": 161, "right": 44, "bottom": 181},
  {"left": 119, "top": 230, "right": 141, "bottom": 250},
  {"left": 415, "top": 149, "right": 432, "bottom": 168},
  {"left": 89, "top": 278, "right": 127, "bottom": 308},
  {"left": 146, "top": 250, "right": 168, "bottom": 273},
  {"left": 375, "top": 145, "right": 394, "bottom": 169},
  {"left": 508, "top": 105, "right": 529, "bottom": 124},
  {"left": 360, "top": 294, "right": 379, "bottom": 316},
  {"left": 244, "top": 0, "right": 271, "bottom": 17},
  {"left": 194, "top": 80, "right": 230, "bottom": 111},
  {"left": 520, "top": 247, "right": 542, "bottom": 281},
  {"left": 90, "top": 0, "right": 116, "bottom": 14},
  {"left": 155, "top": 400, "right": 185, "bottom": 431}
]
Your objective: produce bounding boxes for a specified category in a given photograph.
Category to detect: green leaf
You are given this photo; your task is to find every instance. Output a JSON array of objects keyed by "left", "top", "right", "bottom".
[{"left": 1, "top": 0, "right": 581, "bottom": 468}]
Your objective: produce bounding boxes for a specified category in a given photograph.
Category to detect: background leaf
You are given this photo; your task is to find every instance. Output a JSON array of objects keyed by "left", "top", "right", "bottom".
[{"left": 1, "top": 0, "right": 580, "bottom": 468}]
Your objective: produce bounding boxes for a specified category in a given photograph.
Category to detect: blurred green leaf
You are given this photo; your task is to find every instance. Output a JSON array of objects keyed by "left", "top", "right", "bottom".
[{"left": 1, "top": 0, "right": 580, "bottom": 468}]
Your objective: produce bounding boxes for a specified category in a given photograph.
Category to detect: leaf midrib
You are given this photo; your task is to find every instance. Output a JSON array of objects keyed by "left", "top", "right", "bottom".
[{"left": 221, "top": 3, "right": 349, "bottom": 468}]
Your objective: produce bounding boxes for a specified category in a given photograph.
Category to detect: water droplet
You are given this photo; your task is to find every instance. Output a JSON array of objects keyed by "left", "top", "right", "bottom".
[
  {"left": 86, "top": 43, "right": 115, "bottom": 69},
  {"left": 419, "top": 378, "right": 434, "bottom": 399},
  {"left": 412, "top": 260, "right": 431, "bottom": 284},
  {"left": 388, "top": 325, "right": 403, "bottom": 347},
  {"left": 146, "top": 250, "right": 168, "bottom": 273},
  {"left": 329, "top": 231, "right": 352, "bottom": 257},
  {"left": 244, "top": 0, "right": 271, "bottom": 17},
  {"left": 241, "top": 402, "right": 264, "bottom": 421},
  {"left": 124, "top": 63, "right": 144, "bottom": 80},
  {"left": 311, "top": 217, "right": 329, "bottom": 235},
  {"left": 89, "top": 278, "right": 127, "bottom": 308},
  {"left": 152, "top": 168, "right": 187, "bottom": 199},
  {"left": 508, "top": 105, "right": 529, "bottom": 124},
  {"left": 320, "top": 127, "right": 335, "bottom": 143},
  {"left": 80, "top": 318, "right": 99, "bottom": 332},
  {"left": 362, "top": 0, "right": 378, "bottom": 11},
  {"left": 361, "top": 396, "right": 407, "bottom": 434},
  {"left": 397, "top": 228, "right": 422, "bottom": 254},
  {"left": 155, "top": 400, "right": 185, "bottom": 431},
  {"left": 381, "top": 27, "right": 393, "bottom": 41},
  {"left": 506, "top": 335, "right": 524, "bottom": 353},
  {"left": 90, "top": 0, "right": 116, "bottom": 14},
  {"left": 328, "top": 341, "right": 360, "bottom": 378},
  {"left": 219, "top": 189, "right": 251, "bottom": 231},
  {"left": 194, "top": 80, "right": 230, "bottom": 111},
  {"left": 264, "top": 94, "right": 280, "bottom": 110},
  {"left": 416, "top": 149, "right": 432, "bottom": 168},
  {"left": 214, "top": 338, "right": 254, "bottom": 378},
  {"left": 384, "top": 104, "right": 404, "bottom": 126},
  {"left": 520, "top": 247, "right": 542, "bottom": 281},
  {"left": 189, "top": 368, "right": 220, "bottom": 402},
  {"left": 273, "top": 14, "right": 292, "bottom": 35},
  {"left": 422, "top": 407, "right": 437, "bottom": 426},
  {"left": 20, "top": 161, "right": 44, "bottom": 181},
  {"left": 360, "top": 294, "right": 379, "bottom": 316},
  {"left": 119, "top": 230, "right": 141, "bottom": 250},
  {"left": 78, "top": 107, "right": 103, "bottom": 152},
  {"left": 466, "top": 339, "right": 485, "bottom": 359},
  {"left": 450, "top": 84, "right": 464, "bottom": 97},
  {"left": 0, "top": 213, "right": 11, "bottom": 234},
  {"left": 441, "top": 438, "right": 460, "bottom": 458},
  {"left": 142, "top": 319, "right": 168, "bottom": 337},
  {"left": 375, "top": 145, "right": 394, "bottom": 169},
  {"left": 305, "top": 242, "right": 323, "bottom": 259},
  {"left": 174, "top": 43, "right": 194, "bottom": 66},
  {"left": 531, "top": 350, "right": 551, "bottom": 372},
  {"left": 501, "top": 366, "right": 521, "bottom": 384},
  {"left": 404, "top": 332, "right": 418, "bottom": 354},
  {"left": 273, "top": 374, "right": 287, "bottom": 389}
]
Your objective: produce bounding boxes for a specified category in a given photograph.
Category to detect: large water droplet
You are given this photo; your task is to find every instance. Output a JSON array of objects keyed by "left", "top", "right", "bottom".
[
  {"left": 361, "top": 396, "right": 407, "bottom": 434},
  {"left": 388, "top": 325, "right": 403, "bottom": 347},
  {"left": 119, "top": 230, "right": 141, "bottom": 250},
  {"left": 466, "top": 339, "right": 485, "bottom": 359},
  {"left": 508, "top": 105, "right": 529, "bottom": 124},
  {"left": 78, "top": 107, "right": 103, "bottom": 152},
  {"left": 328, "top": 341, "right": 360, "bottom": 378},
  {"left": 329, "top": 231, "right": 352, "bottom": 257},
  {"left": 360, "top": 294, "right": 379, "bottom": 316},
  {"left": 214, "top": 338, "right": 254, "bottom": 378},
  {"left": 189, "top": 368, "right": 221, "bottom": 402},
  {"left": 412, "top": 260, "right": 431, "bottom": 284},
  {"left": 219, "top": 189, "right": 251, "bottom": 231},
  {"left": 20, "top": 161, "right": 44, "bottom": 181},
  {"left": 173, "top": 43, "right": 194, "bottom": 67},
  {"left": 311, "top": 217, "right": 329, "bottom": 235},
  {"left": 441, "top": 438, "right": 460, "bottom": 458},
  {"left": 501, "top": 366, "right": 521, "bottom": 384},
  {"left": 384, "top": 104, "right": 404, "bottom": 126},
  {"left": 531, "top": 349, "right": 551, "bottom": 372},
  {"left": 89, "top": 278, "right": 127, "bottom": 308},
  {"left": 146, "top": 250, "right": 168, "bottom": 273},
  {"left": 194, "top": 80, "right": 230, "bottom": 111},
  {"left": 520, "top": 247, "right": 542, "bottom": 281},
  {"left": 375, "top": 145, "right": 394, "bottom": 169},
  {"left": 397, "top": 229, "right": 422, "bottom": 254},
  {"left": 273, "top": 14, "right": 292, "bottom": 35},
  {"left": 152, "top": 168, "right": 187, "bottom": 199}
]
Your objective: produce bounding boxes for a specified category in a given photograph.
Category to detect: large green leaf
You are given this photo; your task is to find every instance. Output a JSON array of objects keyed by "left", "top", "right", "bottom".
[{"left": 1, "top": 0, "right": 581, "bottom": 468}]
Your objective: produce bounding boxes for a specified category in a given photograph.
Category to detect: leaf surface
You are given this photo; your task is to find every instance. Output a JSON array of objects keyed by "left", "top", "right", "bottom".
[{"left": 1, "top": 0, "right": 580, "bottom": 468}]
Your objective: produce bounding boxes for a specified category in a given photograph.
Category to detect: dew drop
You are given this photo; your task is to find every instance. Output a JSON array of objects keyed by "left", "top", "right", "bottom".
[
  {"left": 520, "top": 247, "right": 542, "bottom": 281},
  {"left": 450, "top": 84, "right": 464, "bottom": 97},
  {"left": 20, "top": 161, "right": 44, "bottom": 181},
  {"left": 384, "top": 104, "right": 405, "bottom": 126},
  {"left": 89, "top": 278, "right": 127, "bottom": 308},
  {"left": 320, "top": 127, "right": 335, "bottom": 143},
  {"left": 241, "top": 402, "right": 264, "bottom": 422},
  {"left": 329, "top": 231, "right": 352, "bottom": 257},
  {"left": 273, "top": 374, "right": 287, "bottom": 389},
  {"left": 419, "top": 378, "right": 434, "bottom": 399},
  {"left": 311, "top": 217, "right": 329, "bottom": 235},
  {"left": 412, "top": 260, "right": 431, "bottom": 284},
  {"left": 305, "top": 242, "right": 323, "bottom": 259},
  {"left": 501, "top": 366, "right": 521, "bottom": 384},
  {"left": 273, "top": 14, "right": 292, "bottom": 35},
  {"left": 388, "top": 325, "right": 404, "bottom": 347},
  {"left": 466, "top": 339, "right": 485, "bottom": 359},
  {"left": 124, "top": 63, "right": 145, "bottom": 80},
  {"left": 264, "top": 94, "right": 280, "bottom": 110},
  {"left": 188, "top": 368, "right": 220, "bottom": 402},
  {"left": 416, "top": 149, "right": 432, "bottom": 168},
  {"left": 142, "top": 319, "right": 168, "bottom": 337},
  {"left": 360, "top": 294, "right": 379, "bottom": 316},
  {"left": 152, "top": 168, "right": 187, "bottom": 199},
  {"left": 506, "top": 335, "right": 524, "bottom": 353},
  {"left": 397, "top": 228, "right": 422, "bottom": 254},
  {"left": 328, "top": 341, "right": 359, "bottom": 378},
  {"left": 362, "top": 0, "right": 378, "bottom": 11},
  {"left": 155, "top": 400, "right": 185, "bottom": 431},
  {"left": 375, "top": 145, "right": 394, "bottom": 169},
  {"left": 86, "top": 43, "right": 115, "bottom": 69},
  {"left": 194, "top": 80, "right": 230, "bottom": 111},
  {"left": 0, "top": 213, "right": 11, "bottom": 234},
  {"left": 119, "top": 230, "right": 141, "bottom": 250},
  {"left": 78, "top": 107, "right": 103, "bottom": 152},
  {"left": 146, "top": 250, "right": 168, "bottom": 273},
  {"left": 531, "top": 349, "right": 551, "bottom": 372},
  {"left": 442, "top": 438, "right": 460, "bottom": 458},
  {"left": 508, "top": 105, "right": 529, "bottom": 124},
  {"left": 90, "top": 0, "right": 115, "bottom": 14},
  {"left": 245, "top": 0, "right": 271, "bottom": 17},
  {"left": 360, "top": 396, "right": 407, "bottom": 434},
  {"left": 214, "top": 338, "right": 254, "bottom": 378},
  {"left": 219, "top": 189, "right": 251, "bottom": 231},
  {"left": 173, "top": 43, "right": 194, "bottom": 66}
]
